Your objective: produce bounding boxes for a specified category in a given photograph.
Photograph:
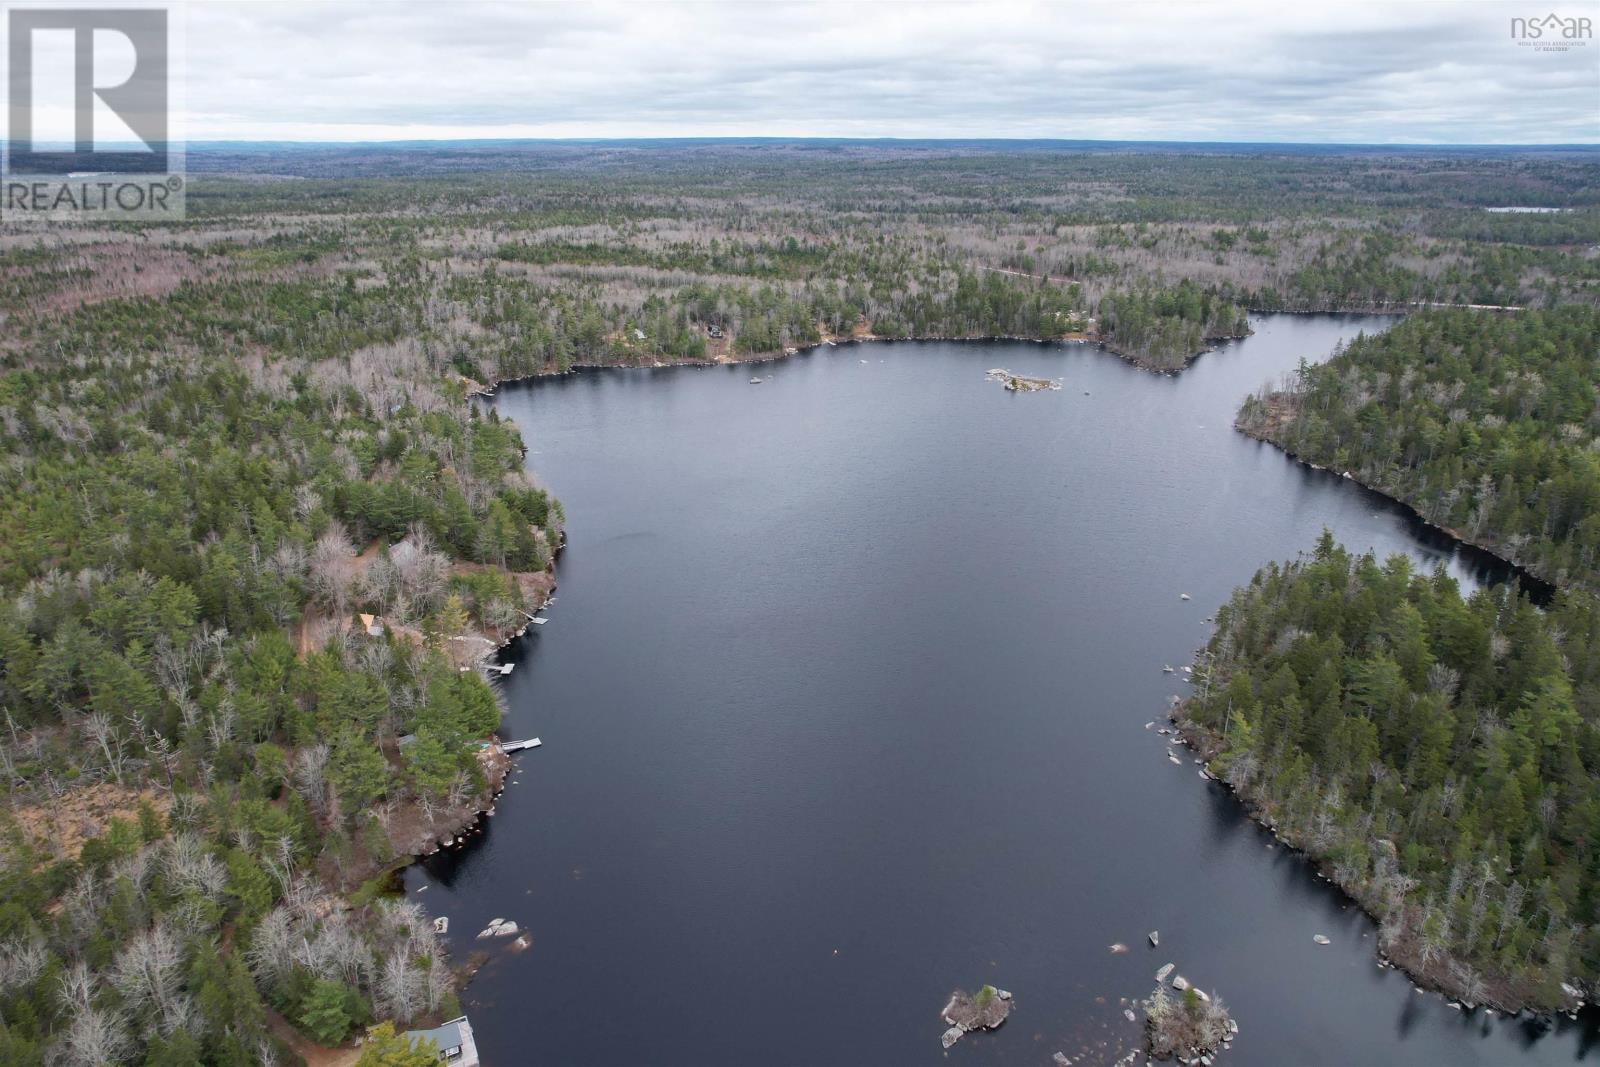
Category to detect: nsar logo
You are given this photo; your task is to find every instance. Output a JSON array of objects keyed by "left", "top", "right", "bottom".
[{"left": 1510, "top": 11, "right": 1593, "bottom": 51}]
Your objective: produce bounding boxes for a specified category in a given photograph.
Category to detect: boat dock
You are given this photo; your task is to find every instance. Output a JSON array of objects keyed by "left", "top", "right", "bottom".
[{"left": 501, "top": 738, "right": 542, "bottom": 752}]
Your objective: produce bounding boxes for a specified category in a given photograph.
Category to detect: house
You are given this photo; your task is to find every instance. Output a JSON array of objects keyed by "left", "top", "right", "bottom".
[
  {"left": 706, "top": 323, "right": 723, "bottom": 338},
  {"left": 405, "top": 1016, "right": 479, "bottom": 1066},
  {"left": 632, "top": 328, "right": 646, "bottom": 341},
  {"left": 358, "top": 613, "right": 383, "bottom": 637}
]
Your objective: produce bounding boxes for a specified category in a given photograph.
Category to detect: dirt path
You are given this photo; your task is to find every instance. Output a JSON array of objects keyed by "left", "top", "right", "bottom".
[
  {"left": 265, "top": 1008, "right": 361, "bottom": 1067},
  {"left": 975, "top": 264, "right": 1079, "bottom": 285}
]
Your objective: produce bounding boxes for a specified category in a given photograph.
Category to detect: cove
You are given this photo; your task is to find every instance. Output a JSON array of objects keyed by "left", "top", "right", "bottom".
[{"left": 407, "top": 314, "right": 1598, "bottom": 1065}]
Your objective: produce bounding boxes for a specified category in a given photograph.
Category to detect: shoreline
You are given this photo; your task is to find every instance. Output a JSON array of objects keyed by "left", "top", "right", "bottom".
[
  {"left": 463, "top": 302, "right": 1479, "bottom": 397},
  {"left": 470, "top": 325, "right": 1249, "bottom": 397},
  {"left": 1234, "top": 411, "right": 1558, "bottom": 600},
  {"left": 405, "top": 546, "right": 565, "bottom": 857},
  {"left": 1170, "top": 707, "right": 1575, "bottom": 1016},
  {"left": 1182, "top": 408, "right": 1571, "bottom": 1015}
]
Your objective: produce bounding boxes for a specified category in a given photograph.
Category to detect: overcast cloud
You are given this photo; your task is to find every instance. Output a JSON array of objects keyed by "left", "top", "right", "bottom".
[{"left": 126, "top": 1, "right": 1600, "bottom": 142}]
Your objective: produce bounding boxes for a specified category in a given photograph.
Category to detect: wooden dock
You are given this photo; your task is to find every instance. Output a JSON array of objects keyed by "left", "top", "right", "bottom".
[{"left": 501, "top": 738, "right": 542, "bottom": 753}]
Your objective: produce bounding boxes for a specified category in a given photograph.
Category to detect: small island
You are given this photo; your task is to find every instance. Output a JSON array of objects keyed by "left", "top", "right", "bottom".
[
  {"left": 940, "top": 984, "right": 1013, "bottom": 1048},
  {"left": 986, "top": 367, "right": 1062, "bottom": 392},
  {"left": 1144, "top": 982, "right": 1234, "bottom": 1063}
]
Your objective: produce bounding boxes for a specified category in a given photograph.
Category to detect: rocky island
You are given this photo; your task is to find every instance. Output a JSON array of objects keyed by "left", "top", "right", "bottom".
[
  {"left": 1144, "top": 981, "right": 1234, "bottom": 1063},
  {"left": 986, "top": 367, "right": 1062, "bottom": 392},
  {"left": 940, "top": 984, "right": 1013, "bottom": 1048}
]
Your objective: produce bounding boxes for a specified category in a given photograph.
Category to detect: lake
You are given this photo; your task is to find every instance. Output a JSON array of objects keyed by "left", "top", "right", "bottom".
[{"left": 407, "top": 314, "right": 1598, "bottom": 1065}]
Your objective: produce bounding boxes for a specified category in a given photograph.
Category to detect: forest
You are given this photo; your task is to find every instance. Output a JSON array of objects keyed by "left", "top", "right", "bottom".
[
  {"left": 0, "top": 229, "right": 561, "bottom": 1064},
  {"left": 1097, "top": 281, "right": 1250, "bottom": 370},
  {"left": 1180, "top": 538, "right": 1600, "bottom": 1010},
  {"left": 170, "top": 143, "right": 1600, "bottom": 375},
  {"left": 1220, "top": 299, "right": 1600, "bottom": 1012},
  {"left": 0, "top": 141, "right": 1595, "bottom": 1062},
  {"left": 1237, "top": 308, "right": 1600, "bottom": 590}
]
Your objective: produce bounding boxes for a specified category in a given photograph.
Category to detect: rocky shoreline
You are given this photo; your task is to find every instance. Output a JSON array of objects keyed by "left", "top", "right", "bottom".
[
  {"left": 387, "top": 743, "right": 513, "bottom": 858},
  {"left": 1152, "top": 380, "right": 1579, "bottom": 1018},
  {"left": 1170, "top": 704, "right": 1580, "bottom": 1016},
  {"left": 387, "top": 537, "right": 561, "bottom": 864}
]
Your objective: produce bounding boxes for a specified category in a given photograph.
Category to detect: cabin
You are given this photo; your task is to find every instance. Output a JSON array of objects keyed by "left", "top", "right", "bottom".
[
  {"left": 358, "top": 612, "right": 383, "bottom": 637},
  {"left": 706, "top": 323, "right": 723, "bottom": 338},
  {"left": 405, "top": 1015, "right": 479, "bottom": 1066}
]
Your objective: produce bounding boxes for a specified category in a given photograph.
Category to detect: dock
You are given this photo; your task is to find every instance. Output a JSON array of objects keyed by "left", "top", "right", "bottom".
[{"left": 501, "top": 738, "right": 542, "bottom": 753}]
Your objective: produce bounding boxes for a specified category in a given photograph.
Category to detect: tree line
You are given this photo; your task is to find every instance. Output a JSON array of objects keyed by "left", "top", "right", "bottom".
[{"left": 1238, "top": 307, "right": 1600, "bottom": 590}]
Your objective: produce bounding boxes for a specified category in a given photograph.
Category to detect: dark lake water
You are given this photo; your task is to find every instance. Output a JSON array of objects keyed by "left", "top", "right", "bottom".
[{"left": 408, "top": 315, "right": 1598, "bottom": 1066}]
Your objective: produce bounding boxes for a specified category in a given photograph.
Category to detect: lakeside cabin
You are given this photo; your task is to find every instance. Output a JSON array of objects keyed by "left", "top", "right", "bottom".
[{"left": 405, "top": 1015, "right": 480, "bottom": 1066}]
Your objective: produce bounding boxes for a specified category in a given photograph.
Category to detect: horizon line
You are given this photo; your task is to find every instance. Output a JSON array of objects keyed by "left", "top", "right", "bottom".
[{"left": 168, "top": 136, "right": 1600, "bottom": 150}]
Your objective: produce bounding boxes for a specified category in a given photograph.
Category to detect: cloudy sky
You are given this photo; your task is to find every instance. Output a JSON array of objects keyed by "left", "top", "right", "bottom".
[{"left": 50, "top": 1, "right": 1600, "bottom": 142}]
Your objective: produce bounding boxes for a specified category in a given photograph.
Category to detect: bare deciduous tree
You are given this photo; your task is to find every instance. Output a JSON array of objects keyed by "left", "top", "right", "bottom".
[
  {"left": 293, "top": 743, "right": 331, "bottom": 816},
  {"left": 111, "top": 924, "right": 184, "bottom": 1025},
  {"left": 309, "top": 523, "right": 358, "bottom": 615}
]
